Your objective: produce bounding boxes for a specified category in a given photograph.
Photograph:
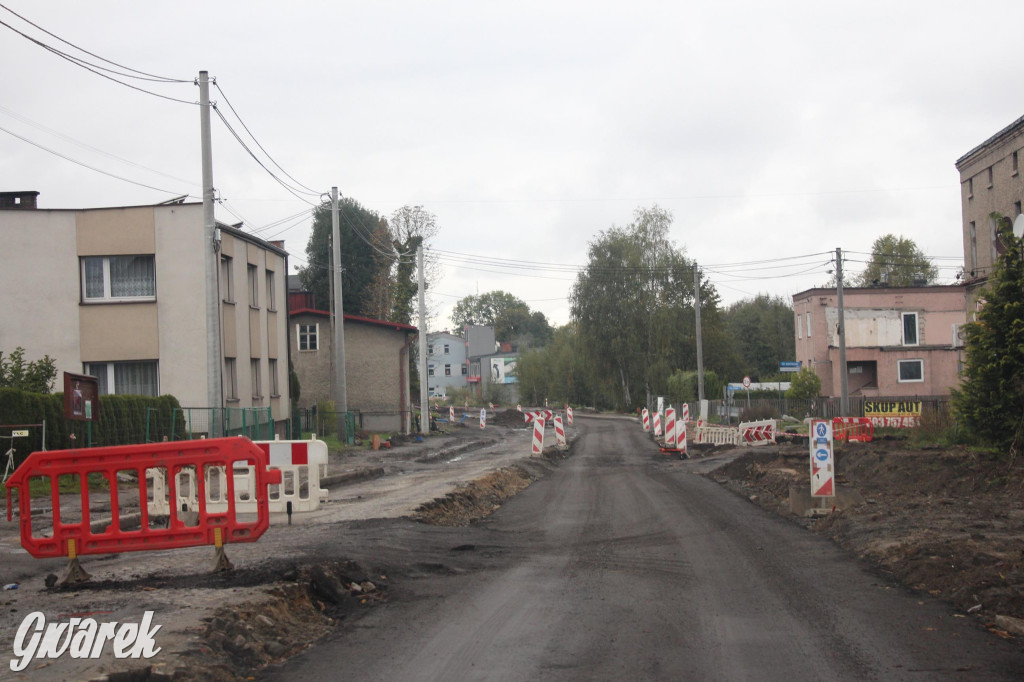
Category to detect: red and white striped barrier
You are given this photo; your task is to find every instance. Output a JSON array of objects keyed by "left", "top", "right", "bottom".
[
  {"left": 691, "top": 420, "right": 777, "bottom": 447},
  {"left": 449, "top": 406, "right": 455, "bottom": 422},
  {"left": 653, "top": 411, "right": 662, "bottom": 437},
  {"left": 678, "top": 418, "right": 688, "bottom": 456},
  {"left": 532, "top": 418, "right": 546, "bottom": 454},
  {"left": 642, "top": 408, "right": 650, "bottom": 432},
  {"left": 554, "top": 415, "right": 566, "bottom": 447},
  {"left": 566, "top": 405, "right": 574, "bottom": 425},
  {"left": 480, "top": 408, "right": 487, "bottom": 429},
  {"left": 681, "top": 402, "right": 690, "bottom": 423},
  {"left": 742, "top": 420, "right": 775, "bottom": 445},
  {"left": 664, "top": 407, "right": 677, "bottom": 447},
  {"left": 517, "top": 404, "right": 522, "bottom": 412}
]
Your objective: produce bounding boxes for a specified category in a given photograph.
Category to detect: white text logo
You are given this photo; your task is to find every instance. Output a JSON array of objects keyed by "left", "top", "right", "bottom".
[{"left": 10, "top": 611, "right": 162, "bottom": 672}]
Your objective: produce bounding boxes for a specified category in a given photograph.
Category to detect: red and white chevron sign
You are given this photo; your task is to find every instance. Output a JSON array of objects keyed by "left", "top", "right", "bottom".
[
  {"left": 741, "top": 420, "right": 775, "bottom": 444},
  {"left": 524, "top": 411, "right": 544, "bottom": 423},
  {"left": 531, "top": 418, "right": 546, "bottom": 454}
]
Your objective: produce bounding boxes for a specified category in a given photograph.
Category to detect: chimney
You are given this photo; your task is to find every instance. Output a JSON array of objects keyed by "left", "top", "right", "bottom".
[{"left": 0, "top": 191, "right": 40, "bottom": 210}]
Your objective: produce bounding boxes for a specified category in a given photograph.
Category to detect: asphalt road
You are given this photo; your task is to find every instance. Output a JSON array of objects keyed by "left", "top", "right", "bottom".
[{"left": 261, "top": 414, "right": 1024, "bottom": 681}]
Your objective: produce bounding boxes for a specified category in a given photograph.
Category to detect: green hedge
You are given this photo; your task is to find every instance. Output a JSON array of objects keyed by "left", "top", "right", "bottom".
[{"left": 0, "top": 388, "right": 185, "bottom": 467}]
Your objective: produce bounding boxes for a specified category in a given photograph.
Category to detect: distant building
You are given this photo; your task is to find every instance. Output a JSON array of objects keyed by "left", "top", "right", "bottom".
[
  {"left": 287, "top": 288, "right": 416, "bottom": 433},
  {"left": 955, "top": 115, "right": 1024, "bottom": 313},
  {"left": 0, "top": 192, "right": 291, "bottom": 431},
  {"left": 793, "top": 285, "right": 966, "bottom": 398},
  {"left": 425, "top": 331, "right": 467, "bottom": 398}
]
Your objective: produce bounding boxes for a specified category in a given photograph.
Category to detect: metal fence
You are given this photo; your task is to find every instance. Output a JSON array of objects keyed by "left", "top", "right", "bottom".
[
  {"left": 705, "top": 396, "right": 952, "bottom": 425},
  {"left": 168, "top": 407, "right": 275, "bottom": 441},
  {"left": 295, "top": 408, "right": 413, "bottom": 441}
]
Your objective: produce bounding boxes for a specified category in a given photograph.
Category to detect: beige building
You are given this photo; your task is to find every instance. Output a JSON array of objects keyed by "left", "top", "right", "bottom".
[
  {"left": 955, "top": 115, "right": 1024, "bottom": 312},
  {"left": 793, "top": 285, "right": 966, "bottom": 398},
  {"left": 0, "top": 192, "right": 290, "bottom": 430},
  {"left": 289, "top": 290, "right": 416, "bottom": 433}
]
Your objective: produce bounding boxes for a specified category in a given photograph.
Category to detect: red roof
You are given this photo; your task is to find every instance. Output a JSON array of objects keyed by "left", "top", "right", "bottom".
[{"left": 290, "top": 308, "right": 417, "bottom": 333}]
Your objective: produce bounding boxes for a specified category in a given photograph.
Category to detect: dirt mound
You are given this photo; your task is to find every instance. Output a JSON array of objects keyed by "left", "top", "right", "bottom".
[
  {"left": 489, "top": 409, "right": 532, "bottom": 428},
  {"left": 708, "top": 443, "right": 1024, "bottom": 629},
  {"left": 413, "top": 466, "right": 536, "bottom": 525}
]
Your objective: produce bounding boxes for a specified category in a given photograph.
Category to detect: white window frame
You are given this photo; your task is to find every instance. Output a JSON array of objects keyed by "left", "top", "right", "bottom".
[
  {"left": 805, "top": 312, "right": 812, "bottom": 337},
  {"left": 266, "top": 270, "right": 276, "bottom": 312},
  {"left": 445, "top": 364, "right": 452, "bottom": 376},
  {"left": 797, "top": 314, "right": 802, "bottom": 340},
  {"left": 427, "top": 344, "right": 434, "bottom": 355},
  {"left": 220, "top": 256, "right": 234, "bottom": 303},
  {"left": 251, "top": 358, "right": 262, "bottom": 399},
  {"left": 298, "top": 323, "right": 319, "bottom": 351},
  {"left": 225, "top": 358, "right": 238, "bottom": 400},
  {"left": 247, "top": 264, "right": 259, "bottom": 308},
  {"left": 902, "top": 312, "right": 919, "bottom": 346},
  {"left": 268, "top": 358, "right": 279, "bottom": 397},
  {"left": 81, "top": 255, "right": 156, "bottom": 303},
  {"left": 897, "top": 359, "right": 924, "bottom": 383},
  {"left": 84, "top": 361, "right": 159, "bottom": 396},
  {"left": 443, "top": 344, "right": 450, "bottom": 354}
]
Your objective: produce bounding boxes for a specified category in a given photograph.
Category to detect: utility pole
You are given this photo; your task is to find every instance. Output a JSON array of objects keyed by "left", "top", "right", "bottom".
[
  {"left": 331, "top": 187, "right": 348, "bottom": 443},
  {"left": 836, "top": 247, "right": 850, "bottom": 416},
  {"left": 694, "top": 265, "right": 705, "bottom": 403},
  {"left": 198, "top": 71, "right": 223, "bottom": 419},
  {"left": 417, "top": 245, "right": 429, "bottom": 435}
]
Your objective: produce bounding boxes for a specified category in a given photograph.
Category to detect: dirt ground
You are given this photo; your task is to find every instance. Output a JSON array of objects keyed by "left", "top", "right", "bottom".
[{"left": 706, "top": 436, "right": 1024, "bottom": 638}]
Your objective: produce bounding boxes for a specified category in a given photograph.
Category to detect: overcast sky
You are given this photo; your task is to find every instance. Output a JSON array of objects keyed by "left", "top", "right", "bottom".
[{"left": 3, "top": 1, "right": 1023, "bottom": 328}]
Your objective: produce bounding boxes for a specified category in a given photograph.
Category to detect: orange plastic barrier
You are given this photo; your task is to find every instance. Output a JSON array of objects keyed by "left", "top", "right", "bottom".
[
  {"left": 5, "top": 437, "right": 282, "bottom": 559},
  {"left": 832, "top": 417, "right": 874, "bottom": 443}
]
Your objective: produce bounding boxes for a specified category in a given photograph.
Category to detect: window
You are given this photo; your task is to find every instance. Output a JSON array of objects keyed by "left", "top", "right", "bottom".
[
  {"left": 266, "top": 271, "right": 276, "bottom": 311},
  {"left": 84, "top": 361, "right": 158, "bottom": 397},
  {"left": 445, "top": 364, "right": 452, "bottom": 376},
  {"left": 990, "top": 215, "right": 999, "bottom": 263},
  {"left": 220, "top": 256, "right": 234, "bottom": 302},
  {"left": 428, "top": 344, "right": 434, "bottom": 355},
  {"left": 902, "top": 312, "right": 919, "bottom": 346},
  {"left": 898, "top": 359, "right": 924, "bottom": 383},
  {"left": 1014, "top": 150, "right": 1019, "bottom": 175},
  {"left": 805, "top": 312, "right": 812, "bottom": 337},
  {"left": 428, "top": 365, "right": 435, "bottom": 376},
  {"left": 251, "top": 359, "right": 262, "bottom": 399},
  {"left": 987, "top": 166, "right": 994, "bottom": 188},
  {"left": 1015, "top": 201, "right": 1022, "bottom": 218},
  {"left": 298, "top": 324, "right": 318, "bottom": 351},
  {"left": 82, "top": 256, "right": 155, "bottom": 302},
  {"left": 462, "top": 365, "right": 467, "bottom": 375},
  {"left": 269, "top": 358, "right": 279, "bottom": 396},
  {"left": 247, "top": 264, "right": 258, "bottom": 307},
  {"left": 969, "top": 221, "right": 978, "bottom": 274},
  {"left": 797, "top": 314, "right": 802, "bottom": 339},
  {"left": 443, "top": 344, "right": 450, "bottom": 354},
  {"left": 225, "top": 358, "right": 238, "bottom": 400},
  {"left": 967, "top": 177, "right": 973, "bottom": 198}
]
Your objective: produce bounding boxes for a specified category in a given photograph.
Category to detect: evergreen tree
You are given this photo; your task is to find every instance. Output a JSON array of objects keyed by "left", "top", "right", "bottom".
[{"left": 953, "top": 214, "right": 1024, "bottom": 452}]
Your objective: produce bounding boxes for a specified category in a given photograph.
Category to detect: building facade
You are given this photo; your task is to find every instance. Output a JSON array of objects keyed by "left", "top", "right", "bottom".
[
  {"left": 955, "top": 115, "right": 1024, "bottom": 313},
  {"left": 426, "top": 331, "right": 467, "bottom": 398},
  {"left": 0, "top": 193, "right": 291, "bottom": 429},
  {"left": 793, "top": 285, "right": 966, "bottom": 398},
  {"left": 288, "top": 290, "right": 416, "bottom": 433}
]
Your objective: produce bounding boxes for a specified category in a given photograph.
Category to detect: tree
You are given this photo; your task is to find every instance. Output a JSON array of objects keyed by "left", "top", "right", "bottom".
[
  {"left": 0, "top": 347, "right": 57, "bottom": 393},
  {"left": 297, "top": 197, "right": 393, "bottom": 317},
  {"left": 855, "top": 234, "right": 938, "bottom": 287},
  {"left": 451, "top": 291, "right": 552, "bottom": 347},
  {"left": 722, "top": 295, "right": 795, "bottom": 379},
  {"left": 389, "top": 205, "right": 440, "bottom": 325},
  {"left": 953, "top": 214, "right": 1024, "bottom": 452},
  {"left": 786, "top": 367, "right": 821, "bottom": 400},
  {"left": 569, "top": 205, "right": 724, "bottom": 409}
]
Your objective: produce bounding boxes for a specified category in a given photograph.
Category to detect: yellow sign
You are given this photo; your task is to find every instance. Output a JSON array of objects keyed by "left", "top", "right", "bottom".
[{"left": 864, "top": 401, "right": 922, "bottom": 417}]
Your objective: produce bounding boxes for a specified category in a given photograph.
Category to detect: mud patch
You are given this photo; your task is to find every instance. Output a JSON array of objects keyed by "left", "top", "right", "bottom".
[{"left": 412, "top": 466, "right": 536, "bottom": 526}]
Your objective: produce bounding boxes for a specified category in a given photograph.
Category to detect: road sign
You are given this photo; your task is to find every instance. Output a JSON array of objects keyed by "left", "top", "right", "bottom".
[
  {"left": 809, "top": 419, "right": 834, "bottom": 497},
  {"left": 779, "top": 361, "right": 801, "bottom": 373},
  {"left": 11, "top": 430, "right": 28, "bottom": 438},
  {"left": 742, "top": 376, "right": 751, "bottom": 389}
]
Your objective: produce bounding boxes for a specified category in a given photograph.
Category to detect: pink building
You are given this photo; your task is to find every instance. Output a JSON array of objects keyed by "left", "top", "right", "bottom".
[{"left": 793, "top": 285, "right": 966, "bottom": 398}]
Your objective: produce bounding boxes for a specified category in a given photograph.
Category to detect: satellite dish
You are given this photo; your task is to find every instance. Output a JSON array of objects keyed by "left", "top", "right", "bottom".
[{"left": 1014, "top": 214, "right": 1024, "bottom": 240}]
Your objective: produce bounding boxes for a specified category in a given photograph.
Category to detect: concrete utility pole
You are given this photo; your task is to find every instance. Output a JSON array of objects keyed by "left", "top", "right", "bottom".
[
  {"left": 331, "top": 187, "right": 348, "bottom": 443},
  {"left": 694, "top": 265, "right": 705, "bottom": 402},
  {"left": 836, "top": 247, "right": 850, "bottom": 416},
  {"left": 198, "top": 71, "right": 223, "bottom": 415},
  {"left": 417, "top": 245, "right": 429, "bottom": 435}
]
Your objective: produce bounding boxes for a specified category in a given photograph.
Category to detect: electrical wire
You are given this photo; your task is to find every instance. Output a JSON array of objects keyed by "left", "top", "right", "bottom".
[{"left": 0, "top": 122, "right": 198, "bottom": 197}]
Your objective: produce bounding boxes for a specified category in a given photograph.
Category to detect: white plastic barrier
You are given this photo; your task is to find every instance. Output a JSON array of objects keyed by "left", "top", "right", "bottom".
[{"left": 692, "top": 420, "right": 777, "bottom": 447}]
